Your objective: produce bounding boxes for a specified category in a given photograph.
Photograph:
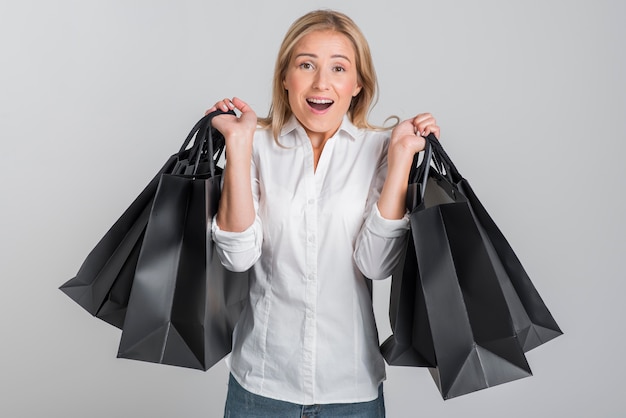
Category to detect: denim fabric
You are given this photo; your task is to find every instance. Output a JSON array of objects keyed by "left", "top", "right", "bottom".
[{"left": 224, "top": 374, "right": 385, "bottom": 418}]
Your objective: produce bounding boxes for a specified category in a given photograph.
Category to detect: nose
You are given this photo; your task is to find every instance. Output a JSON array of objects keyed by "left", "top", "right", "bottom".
[{"left": 312, "top": 68, "right": 329, "bottom": 90}]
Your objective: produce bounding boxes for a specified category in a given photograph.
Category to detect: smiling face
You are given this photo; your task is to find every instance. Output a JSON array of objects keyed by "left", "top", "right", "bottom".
[{"left": 283, "top": 30, "right": 362, "bottom": 143}]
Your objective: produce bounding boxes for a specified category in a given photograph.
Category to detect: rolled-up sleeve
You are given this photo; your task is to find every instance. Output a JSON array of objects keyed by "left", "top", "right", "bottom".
[
  {"left": 354, "top": 203, "right": 410, "bottom": 280},
  {"left": 211, "top": 215, "right": 263, "bottom": 272}
]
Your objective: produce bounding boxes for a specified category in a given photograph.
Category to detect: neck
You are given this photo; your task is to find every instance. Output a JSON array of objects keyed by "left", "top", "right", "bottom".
[
  {"left": 305, "top": 127, "right": 338, "bottom": 149},
  {"left": 308, "top": 133, "right": 333, "bottom": 172}
]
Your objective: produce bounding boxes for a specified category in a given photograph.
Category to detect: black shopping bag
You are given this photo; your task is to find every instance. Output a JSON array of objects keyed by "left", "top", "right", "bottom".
[
  {"left": 430, "top": 139, "right": 562, "bottom": 351},
  {"left": 117, "top": 113, "right": 249, "bottom": 371},
  {"left": 380, "top": 142, "right": 441, "bottom": 369},
  {"left": 59, "top": 113, "right": 229, "bottom": 328},
  {"left": 382, "top": 136, "right": 559, "bottom": 399},
  {"left": 59, "top": 155, "right": 177, "bottom": 328},
  {"left": 379, "top": 226, "right": 433, "bottom": 368}
]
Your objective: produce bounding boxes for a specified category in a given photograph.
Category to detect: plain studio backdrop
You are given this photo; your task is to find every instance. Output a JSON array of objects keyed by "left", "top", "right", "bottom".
[{"left": 1, "top": 1, "right": 624, "bottom": 417}]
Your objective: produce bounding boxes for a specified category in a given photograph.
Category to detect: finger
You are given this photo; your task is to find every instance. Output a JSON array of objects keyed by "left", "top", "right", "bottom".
[
  {"left": 417, "top": 124, "right": 440, "bottom": 138},
  {"left": 214, "top": 98, "right": 234, "bottom": 112},
  {"left": 413, "top": 116, "right": 438, "bottom": 137},
  {"left": 397, "top": 119, "right": 418, "bottom": 136},
  {"left": 412, "top": 113, "right": 433, "bottom": 126},
  {"left": 231, "top": 98, "right": 258, "bottom": 124},
  {"left": 428, "top": 125, "right": 441, "bottom": 139},
  {"left": 206, "top": 100, "right": 229, "bottom": 114},
  {"left": 231, "top": 97, "right": 252, "bottom": 113}
]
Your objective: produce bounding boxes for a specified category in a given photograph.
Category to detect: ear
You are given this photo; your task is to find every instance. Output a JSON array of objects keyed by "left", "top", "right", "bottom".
[
  {"left": 353, "top": 84, "right": 362, "bottom": 97},
  {"left": 282, "top": 78, "right": 288, "bottom": 91}
]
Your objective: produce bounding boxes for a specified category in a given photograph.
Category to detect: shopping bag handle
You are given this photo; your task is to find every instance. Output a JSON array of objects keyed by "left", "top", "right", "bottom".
[
  {"left": 407, "top": 133, "right": 461, "bottom": 210},
  {"left": 177, "top": 109, "right": 235, "bottom": 177},
  {"left": 408, "top": 134, "right": 436, "bottom": 201},
  {"left": 192, "top": 114, "right": 222, "bottom": 178},
  {"left": 406, "top": 134, "right": 468, "bottom": 210},
  {"left": 427, "top": 135, "right": 463, "bottom": 183},
  {"left": 178, "top": 109, "right": 234, "bottom": 155}
]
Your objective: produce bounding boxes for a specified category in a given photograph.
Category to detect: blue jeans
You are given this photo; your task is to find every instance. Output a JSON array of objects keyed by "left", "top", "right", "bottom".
[{"left": 224, "top": 374, "right": 386, "bottom": 418}]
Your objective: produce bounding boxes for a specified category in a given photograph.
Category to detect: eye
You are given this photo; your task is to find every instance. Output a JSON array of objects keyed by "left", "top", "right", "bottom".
[
  {"left": 298, "top": 62, "right": 314, "bottom": 70},
  {"left": 332, "top": 65, "right": 346, "bottom": 72}
]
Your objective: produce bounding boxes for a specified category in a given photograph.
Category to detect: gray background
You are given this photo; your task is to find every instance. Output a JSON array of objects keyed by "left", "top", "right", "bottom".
[{"left": 1, "top": 0, "right": 624, "bottom": 417}]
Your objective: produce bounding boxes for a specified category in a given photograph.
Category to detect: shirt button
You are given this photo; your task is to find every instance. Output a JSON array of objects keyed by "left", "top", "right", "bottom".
[{"left": 308, "top": 236, "right": 315, "bottom": 243}]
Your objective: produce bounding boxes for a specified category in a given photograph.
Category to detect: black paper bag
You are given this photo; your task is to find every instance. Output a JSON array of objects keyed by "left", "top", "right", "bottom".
[
  {"left": 60, "top": 112, "right": 231, "bottom": 328},
  {"left": 382, "top": 136, "right": 560, "bottom": 399},
  {"left": 59, "top": 155, "right": 177, "bottom": 328},
  {"left": 117, "top": 114, "right": 249, "bottom": 371},
  {"left": 431, "top": 139, "right": 563, "bottom": 351}
]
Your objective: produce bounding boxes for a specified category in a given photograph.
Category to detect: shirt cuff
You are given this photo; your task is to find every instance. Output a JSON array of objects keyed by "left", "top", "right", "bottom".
[
  {"left": 211, "top": 216, "right": 259, "bottom": 252},
  {"left": 366, "top": 204, "right": 410, "bottom": 238}
]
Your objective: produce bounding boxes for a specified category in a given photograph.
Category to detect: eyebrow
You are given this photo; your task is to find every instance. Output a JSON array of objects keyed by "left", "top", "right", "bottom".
[{"left": 294, "top": 53, "right": 352, "bottom": 62}]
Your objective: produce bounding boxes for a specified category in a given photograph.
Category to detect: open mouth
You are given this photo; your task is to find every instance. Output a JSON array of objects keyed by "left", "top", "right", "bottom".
[{"left": 307, "top": 98, "right": 334, "bottom": 111}]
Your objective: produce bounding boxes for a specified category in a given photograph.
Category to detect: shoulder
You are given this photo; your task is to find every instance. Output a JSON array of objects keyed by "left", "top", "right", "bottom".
[
  {"left": 253, "top": 125, "right": 272, "bottom": 140},
  {"left": 353, "top": 127, "right": 392, "bottom": 155},
  {"left": 251, "top": 126, "right": 275, "bottom": 148},
  {"left": 342, "top": 116, "right": 391, "bottom": 145},
  {"left": 357, "top": 127, "right": 391, "bottom": 142},
  {"left": 250, "top": 125, "right": 295, "bottom": 162}
]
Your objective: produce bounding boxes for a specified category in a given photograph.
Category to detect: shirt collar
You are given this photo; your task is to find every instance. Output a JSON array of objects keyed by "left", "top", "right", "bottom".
[{"left": 280, "top": 115, "right": 359, "bottom": 142}]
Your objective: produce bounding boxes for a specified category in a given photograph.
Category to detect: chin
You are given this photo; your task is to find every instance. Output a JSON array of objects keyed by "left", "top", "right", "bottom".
[{"left": 307, "top": 114, "right": 343, "bottom": 130}]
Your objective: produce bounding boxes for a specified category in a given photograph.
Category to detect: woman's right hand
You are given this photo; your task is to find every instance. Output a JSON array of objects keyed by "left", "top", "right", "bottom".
[{"left": 206, "top": 97, "right": 257, "bottom": 156}]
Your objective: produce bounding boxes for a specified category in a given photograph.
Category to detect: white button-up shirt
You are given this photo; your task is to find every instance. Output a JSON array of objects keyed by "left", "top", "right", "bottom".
[{"left": 212, "top": 116, "right": 410, "bottom": 405}]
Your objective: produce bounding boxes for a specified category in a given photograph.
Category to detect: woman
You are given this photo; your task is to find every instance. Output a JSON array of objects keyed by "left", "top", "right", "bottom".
[{"left": 208, "top": 9, "right": 439, "bottom": 417}]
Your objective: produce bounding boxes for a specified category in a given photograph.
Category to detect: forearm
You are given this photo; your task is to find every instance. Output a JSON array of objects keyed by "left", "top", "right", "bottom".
[
  {"left": 212, "top": 144, "right": 262, "bottom": 271},
  {"left": 376, "top": 152, "right": 413, "bottom": 220},
  {"left": 216, "top": 141, "right": 255, "bottom": 232}
]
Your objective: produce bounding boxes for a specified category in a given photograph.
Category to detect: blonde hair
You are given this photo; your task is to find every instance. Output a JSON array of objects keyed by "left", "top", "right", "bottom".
[{"left": 258, "top": 9, "right": 395, "bottom": 140}]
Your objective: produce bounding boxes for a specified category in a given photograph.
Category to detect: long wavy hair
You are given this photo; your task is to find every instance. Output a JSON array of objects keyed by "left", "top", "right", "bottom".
[{"left": 258, "top": 10, "right": 394, "bottom": 140}]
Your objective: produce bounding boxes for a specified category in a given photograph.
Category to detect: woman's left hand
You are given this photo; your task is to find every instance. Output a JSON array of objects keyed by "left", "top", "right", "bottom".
[
  {"left": 377, "top": 112, "right": 440, "bottom": 219},
  {"left": 410, "top": 112, "right": 440, "bottom": 140},
  {"left": 388, "top": 113, "right": 439, "bottom": 168},
  {"left": 389, "top": 112, "right": 440, "bottom": 156}
]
